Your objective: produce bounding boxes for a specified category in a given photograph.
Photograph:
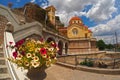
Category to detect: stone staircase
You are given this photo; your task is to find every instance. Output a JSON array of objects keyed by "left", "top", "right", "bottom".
[{"left": 0, "top": 46, "right": 12, "bottom": 80}]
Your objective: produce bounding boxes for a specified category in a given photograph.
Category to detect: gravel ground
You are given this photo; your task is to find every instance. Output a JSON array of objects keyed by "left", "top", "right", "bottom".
[{"left": 45, "top": 65, "right": 120, "bottom": 80}]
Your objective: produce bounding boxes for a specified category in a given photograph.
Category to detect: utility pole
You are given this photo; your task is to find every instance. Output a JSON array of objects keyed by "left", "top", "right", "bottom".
[{"left": 115, "top": 31, "right": 118, "bottom": 52}]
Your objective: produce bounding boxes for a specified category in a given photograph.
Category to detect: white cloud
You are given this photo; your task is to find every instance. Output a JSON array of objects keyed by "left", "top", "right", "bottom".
[
  {"left": 30, "top": 0, "right": 36, "bottom": 3},
  {"left": 89, "top": 14, "right": 120, "bottom": 44},
  {"left": 48, "top": 0, "right": 117, "bottom": 26},
  {"left": 47, "top": 0, "right": 119, "bottom": 44},
  {"left": 86, "top": 0, "right": 117, "bottom": 21}
]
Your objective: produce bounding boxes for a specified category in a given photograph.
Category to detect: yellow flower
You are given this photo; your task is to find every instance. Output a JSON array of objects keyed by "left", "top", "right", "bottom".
[
  {"left": 17, "top": 60, "right": 22, "bottom": 66},
  {"left": 26, "top": 53, "right": 32, "bottom": 58},
  {"left": 35, "top": 48, "right": 40, "bottom": 53},
  {"left": 32, "top": 53, "right": 36, "bottom": 58},
  {"left": 16, "top": 54, "right": 23, "bottom": 60},
  {"left": 31, "top": 61, "right": 40, "bottom": 68},
  {"left": 29, "top": 47, "right": 34, "bottom": 52},
  {"left": 42, "top": 54, "right": 47, "bottom": 58},
  {"left": 31, "top": 39, "right": 36, "bottom": 43},
  {"left": 30, "top": 43, "right": 35, "bottom": 48},
  {"left": 33, "top": 56, "right": 39, "bottom": 61},
  {"left": 36, "top": 41, "right": 41, "bottom": 44},
  {"left": 24, "top": 61, "right": 29, "bottom": 66},
  {"left": 26, "top": 42, "right": 32, "bottom": 47},
  {"left": 48, "top": 48, "right": 54, "bottom": 51}
]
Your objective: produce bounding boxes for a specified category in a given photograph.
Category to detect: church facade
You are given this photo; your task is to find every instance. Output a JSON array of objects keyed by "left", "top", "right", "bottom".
[
  {"left": 46, "top": 6, "right": 97, "bottom": 54},
  {"left": 67, "top": 17, "right": 97, "bottom": 54}
]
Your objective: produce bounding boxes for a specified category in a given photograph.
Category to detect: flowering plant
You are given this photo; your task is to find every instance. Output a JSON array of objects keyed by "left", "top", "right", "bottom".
[{"left": 8, "top": 38, "right": 58, "bottom": 69}]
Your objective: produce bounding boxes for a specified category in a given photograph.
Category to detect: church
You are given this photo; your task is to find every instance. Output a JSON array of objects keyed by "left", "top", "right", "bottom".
[{"left": 46, "top": 5, "right": 98, "bottom": 54}]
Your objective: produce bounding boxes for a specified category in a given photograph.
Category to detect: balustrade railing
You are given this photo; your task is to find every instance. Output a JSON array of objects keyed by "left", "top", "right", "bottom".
[
  {"left": 57, "top": 54, "right": 120, "bottom": 69},
  {"left": 4, "top": 31, "right": 28, "bottom": 80}
]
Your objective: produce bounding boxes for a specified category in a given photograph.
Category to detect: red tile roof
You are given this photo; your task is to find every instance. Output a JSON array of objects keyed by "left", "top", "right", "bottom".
[
  {"left": 69, "top": 16, "right": 82, "bottom": 24},
  {"left": 88, "top": 29, "right": 92, "bottom": 33},
  {"left": 70, "top": 16, "right": 81, "bottom": 21}
]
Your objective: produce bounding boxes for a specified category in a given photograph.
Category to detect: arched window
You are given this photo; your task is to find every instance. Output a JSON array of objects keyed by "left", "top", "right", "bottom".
[
  {"left": 76, "top": 20, "right": 78, "bottom": 23},
  {"left": 72, "top": 28, "right": 78, "bottom": 35},
  {"left": 85, "top": 33, "right": 88, "bottom": 38}
]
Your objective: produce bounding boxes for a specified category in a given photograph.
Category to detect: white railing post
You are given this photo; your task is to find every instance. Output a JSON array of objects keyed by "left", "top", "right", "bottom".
[{"left": 4, "top": 31, "right": 29, "bottom": 80}]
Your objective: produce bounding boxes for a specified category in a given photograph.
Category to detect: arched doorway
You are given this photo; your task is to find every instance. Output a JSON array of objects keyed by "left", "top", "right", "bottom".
[
  {"left": 46, "top": 37, "right": 55, "bottom": 43},
  {"left": 65, "top": 43, "right": 68, "bottom": 55},
  {"left": 58, "top": 40, "right": 63, "bottom": 55}
]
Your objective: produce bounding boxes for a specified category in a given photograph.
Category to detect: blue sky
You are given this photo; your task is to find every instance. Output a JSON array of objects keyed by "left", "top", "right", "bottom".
[
  {"left": 0, "top": 0, "right": 120, "bottom": 44},
  {"left": 0, "top": 0, "right": 119, "bottom": 27}
]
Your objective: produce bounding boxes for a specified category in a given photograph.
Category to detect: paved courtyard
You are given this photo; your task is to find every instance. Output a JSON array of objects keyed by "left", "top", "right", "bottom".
[{"left": 45, "top": 65, "right": 120, "bottom": 80}]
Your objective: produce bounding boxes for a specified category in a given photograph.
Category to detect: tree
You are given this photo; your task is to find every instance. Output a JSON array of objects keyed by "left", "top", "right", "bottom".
[
  {"left": 106, "top": 44, "right": 114, "bottom": 49},
  {"left": 96, "top": 40, "right": 106, "bottom": 50}
]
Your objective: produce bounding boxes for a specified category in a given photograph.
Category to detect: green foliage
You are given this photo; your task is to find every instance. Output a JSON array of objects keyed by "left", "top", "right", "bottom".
[
  {"left": 106, "top": 44, "right": 114, "bottom": 49},
  {"left": 96, "top": 40, "right": 106, "bottom": 50},
  {"left": 80, "top": 58, "right": 94, "bottom": 67}
]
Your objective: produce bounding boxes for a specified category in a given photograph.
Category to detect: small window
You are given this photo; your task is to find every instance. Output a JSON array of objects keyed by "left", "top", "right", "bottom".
[
  {"left": 76, "top": 20, "right": 78, "bottom": 23},
  {"left": 85, "top": 33, "right": 87, "bottom": 38},
  {"left": 72, "top": 28, "right": 78, "bottom": 35},
  {"left": 72, "top": 21, "right": 74, "bottom": 23}
]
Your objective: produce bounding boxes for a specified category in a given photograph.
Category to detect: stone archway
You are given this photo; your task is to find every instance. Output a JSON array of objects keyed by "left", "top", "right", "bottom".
[
  {"left": 58, "top": 40, "right": 63, "bottom": 55},
  {"left": 65, "top": 42, "right": 68, "bottom": 55}
]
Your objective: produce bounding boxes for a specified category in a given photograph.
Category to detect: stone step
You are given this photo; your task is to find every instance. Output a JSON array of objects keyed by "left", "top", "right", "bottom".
[
  {"left": 0, "top": 74, "right": 11, "bottom": 80},
  {"left": 0, "top": 65, "right": 8, "bottom": 74},
  {"left": 0, "top": 52, "right": 4, "bottom": 57},
  {"left": 0, "top": 58, "right": 6, "bottom": 65},
  {"left": 0, "top": 48, "right": 3, "bottom": 52}
]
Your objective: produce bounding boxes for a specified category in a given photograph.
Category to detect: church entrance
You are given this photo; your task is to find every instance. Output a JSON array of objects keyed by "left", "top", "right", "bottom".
[{"left": 58, "top": 40, "right": 63, "bottom": 55}]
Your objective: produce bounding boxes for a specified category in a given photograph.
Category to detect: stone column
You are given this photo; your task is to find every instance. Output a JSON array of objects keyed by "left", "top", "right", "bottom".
[
  {"left": 62, "top": 43, "right": 65, "bottom": 55},
  {"left": 88, "top": 40, "right": 91, "bottom": 53}
]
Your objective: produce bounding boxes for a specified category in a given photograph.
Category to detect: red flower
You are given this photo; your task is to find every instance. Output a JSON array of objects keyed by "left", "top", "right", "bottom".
[
  {"left": 9, "top": 42, "right": 13, "bottom": 45},
  {"left": 40, "top": 48, "right": 47, "bottom": 55},
  {"left": 51, "top": 42, "right": 57, "bottom": 48},
  {"left": 19, "top": 39, "right": 24, "bottom": 44},
  {"left": 21, "top": 51, "right": 25, "bottom": 56},
  {"left": 15, "top": 39, "right": 25, "bottom": 47},
  {"left": 40, "top": 38, "right": 43, "bottom": 42},
  {"left": 13, "top": 51, "right": 18, "bottom": 58}
]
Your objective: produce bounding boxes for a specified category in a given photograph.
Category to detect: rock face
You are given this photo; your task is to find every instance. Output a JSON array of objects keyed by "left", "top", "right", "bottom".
[{"left": 0, "top": 46, "right": 12, "bottom": 80}]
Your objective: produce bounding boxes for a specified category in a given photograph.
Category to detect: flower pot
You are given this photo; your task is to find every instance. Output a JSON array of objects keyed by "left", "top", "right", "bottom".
[{"left": 27, "top": 66, "right": 47, "bottom": 80}]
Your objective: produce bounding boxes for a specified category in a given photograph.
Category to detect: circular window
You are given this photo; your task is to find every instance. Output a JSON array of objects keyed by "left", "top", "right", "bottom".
[{"left": 72, "top": 28, "right": 78, "bottom": 35}]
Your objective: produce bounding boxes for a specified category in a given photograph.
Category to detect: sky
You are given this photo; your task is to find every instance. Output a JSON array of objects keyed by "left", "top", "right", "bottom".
[{"left": 0, "top": 0, "right": 120, "bottom": 44}]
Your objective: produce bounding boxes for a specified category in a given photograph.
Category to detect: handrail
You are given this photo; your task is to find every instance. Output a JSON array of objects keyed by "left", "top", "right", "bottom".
[
  {"left": 57, "top": 51, "right": 106, "bottom": 57},
  {"left": 3, "top": 31, "right": 29, "bottom": 80},
  {"left": 0, "top": 4, "right": 20, "bottom": 24}
]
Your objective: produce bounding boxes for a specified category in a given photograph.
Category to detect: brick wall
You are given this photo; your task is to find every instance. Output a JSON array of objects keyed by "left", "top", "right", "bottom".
[{"left": 0, "top": 15, "right": 8, "bottom": 44}]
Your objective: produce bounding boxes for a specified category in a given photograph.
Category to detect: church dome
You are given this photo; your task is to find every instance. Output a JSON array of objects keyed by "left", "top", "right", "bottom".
[
  {"left": 70, "top": 16, "right": 81, "bottom": 20},
  {"left": 69, "top": 16, "right": 82, "bottom": 24}
]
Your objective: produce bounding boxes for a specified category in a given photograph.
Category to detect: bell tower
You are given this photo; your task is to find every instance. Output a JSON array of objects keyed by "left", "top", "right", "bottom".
[{"left": 45, "top": 5, "right": 56, "bottom": 26}]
